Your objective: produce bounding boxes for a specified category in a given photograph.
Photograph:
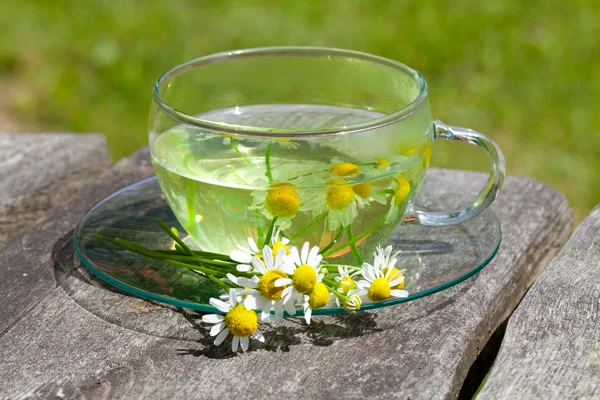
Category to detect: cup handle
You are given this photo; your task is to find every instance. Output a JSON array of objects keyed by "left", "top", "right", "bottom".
[{"left": 403, "top": 120, "right": 506, "bottom": 226}]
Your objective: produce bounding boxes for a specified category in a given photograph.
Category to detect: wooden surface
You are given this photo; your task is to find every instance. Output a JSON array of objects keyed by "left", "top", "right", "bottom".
[
  {"left": 0, "top": 133, "right": 110, "bottom": 241},
  {"left": 0, "top": 147, "right": 573, "bottom": 399},
  {"left": 479, "top": 205, "right": 600, "bottom": 399}
]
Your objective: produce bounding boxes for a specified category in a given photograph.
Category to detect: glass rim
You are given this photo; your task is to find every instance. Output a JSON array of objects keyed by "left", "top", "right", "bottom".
[{"left": 152, "top": 47, "right": 428, "bottom": 138}]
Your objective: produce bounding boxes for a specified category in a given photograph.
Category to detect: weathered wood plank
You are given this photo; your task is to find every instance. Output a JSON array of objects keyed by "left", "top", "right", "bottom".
[
  {"left": 478, "top": 205, "right": 600, "bottom": 399},
  {"left": 0, "top": 151, "right": 572, "bottom": 399},
  {"left": 0, "top": 133, "right": 111, "bottom": 241},
  {"left": 0, "top": 149, "right": 153, "bottom": 338}
]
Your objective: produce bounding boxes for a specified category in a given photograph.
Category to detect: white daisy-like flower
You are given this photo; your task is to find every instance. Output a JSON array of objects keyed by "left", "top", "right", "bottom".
[
  {"left": 373, "top": 245, "right": 406, "bottom": 290},
  {"left": 334, "top": 265, "right": 361, "bottom": 295},
  {"left": 275, "top": 242, "right": 324, "bottom": 307},
  {"left": 230, "top": 226, "right": 291, "bottom": 272},
  {"left": 349, "top": 254, "right": 408, "bottom": 303},
  {"left": 249, "top": 182, "right": 301, "bottom": 226},
  {"left": 385, "top": 176, "right": 412, "bottom": 223},
  {"left": 226, "top": 245, "right": 296, "bottom": 322},
  {"left": 201, "top": 289, "right": 265, "bottom": 352},
  {"left": 343, "top": 293, "right": 362, "bottom": 311},
  {"left": 300, "top": 179, "right": 369, "bottom": 231}
]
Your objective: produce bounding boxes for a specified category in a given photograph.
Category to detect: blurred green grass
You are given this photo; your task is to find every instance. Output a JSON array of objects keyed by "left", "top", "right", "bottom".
[{"left": 1, "top": 0, "right": 598, "bottom": 222}]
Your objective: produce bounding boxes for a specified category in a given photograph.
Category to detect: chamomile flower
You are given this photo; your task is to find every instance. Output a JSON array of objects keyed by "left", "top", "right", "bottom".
[
  {"left": 344, "top": 293, "right": 362, "bottom": 311},
  {"left": 275, "top": 242, "right": 325, "bottom": 306},
  {"left": 300, "top": 179, "right": 369, "bottom": 231},
  {"left": 350, "top": 255, "right": 408, "bottom": 303},
  {"left": 226, "top": 245, "right": 296, "bottom": 322},
  {"left": 202, "top": 289, "right": 265, "bottom": 352},
  {"left": 334, "top": 265, "right": 361, "bottom": 295},
  {"left": 385, "top": 176, "right": 412, "bottom": 223},
  {"left": 230, "top": 226, "right": 291, "bottom": 272},
  {"left": 301, "top": 282, "right": 333, "bottom": 324},
  {"left": 373, "top": 245, "right": 406, "bottom": 289},
  {"left": 249, "top": 182, "right": 301, "bottom": 224}
]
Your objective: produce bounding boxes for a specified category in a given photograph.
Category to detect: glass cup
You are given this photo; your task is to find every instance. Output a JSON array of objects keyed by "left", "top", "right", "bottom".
[{"left": 149, "top": 47, "right": 505, "bottom": 264}]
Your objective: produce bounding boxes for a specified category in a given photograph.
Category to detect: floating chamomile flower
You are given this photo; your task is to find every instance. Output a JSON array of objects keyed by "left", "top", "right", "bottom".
[
  {"left": 385, "top": 176, "right": 412, "bottom": 222},
  {"left": 300, "top": 179, "right": 369, "bottom": 231},
  {"left": 349, "top": 250, "right": 408, "bottom": 303},
  {"left": 275, "top": 242, "right": 325, "bottom": 306},
  {"left": 249, "top": 182, "right": 301, "bottom": 225},
  {"left": 226, "top": 245, "right": 296, "bottom": 322},
  {"left": 330, "top": 161, "right": 361, "bottom": 177},
  {"left": 202, "top": 289, "right": 265, "bottom": 352}
]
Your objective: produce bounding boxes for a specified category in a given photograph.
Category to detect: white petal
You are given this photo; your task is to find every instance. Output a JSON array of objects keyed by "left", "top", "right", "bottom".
[
  {"left": 274, "top": 278, "right": 292, "bottom": 287},
  {"left": 282, "top": 237, "right": 290, "bottom": 245},
  {"left": 391, "top": 289, "right": 409, "bottom": 298},
  {"left": 237, "top": 264, "right": 252, "bottom": 272},
  {"left": 280, "top": 261, "right": 295, "bottom": 275},
  {"left": 308, "top": 246, "right": 320, "bottom": 266},
  {"left": 389, "top": 275, "right": 404, "bottom": 287},
  {"left": 210, "top": 322, "right": 226, "bottom": 336},
  {"left": 232, "top": 335, "right": 239, "bottom": 352},
  {"left": 284, "top": 298, "right": 297, "bottom": 316},
  {"left": 230, "top": 250, "right": 253, "bottom": 263},
  {"left": 236, "top": 277, "right": 259, "bottom": 288},
  {"left": 214, "top": 327, "right": 229, "bottom": 346},
  {"left": 226, "top": 273, "right": 239, "bottom": 285},
  {"left": 244, "top": 295, "right": 257, "bottom": 310},
  {"left": 252, "top": 330, "right": 265, "bottom": 342},
  {"left": 301, "top": 242, "right": 309, "bottom": 264},
  {"left": 251, "top": 257, "right": 266, "bottom": 273},
  {"left": 262, "top": 245, "right": 274, "bottom": 269},
  {"left": 304, "top": 308, "right": 313, "bottom": 325},
  {"left": 202, "top": 314, "right": 224, "bottom": 324},
  {"left": 248, "top": 237, "right": 259, "bottom": 253},
  {"left": 290, "top": 246, "right": 301, "bottom": 266},
  {"left": 241, "top": 336, "right": 249, "bottom": 352},
  {"left": 209, "top": 298, "right": 231, "bottom": 313},
  {"left": 274, "top": 247, "right": 287, "bottom": 267},
  {"left": 228, "top": 289, "right": 237, "bottom": 308}
]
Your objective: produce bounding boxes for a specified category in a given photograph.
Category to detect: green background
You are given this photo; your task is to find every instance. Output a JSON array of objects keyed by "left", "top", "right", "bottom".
[{"left": 1, "top": 0, "right": 598, "bottom": 222}]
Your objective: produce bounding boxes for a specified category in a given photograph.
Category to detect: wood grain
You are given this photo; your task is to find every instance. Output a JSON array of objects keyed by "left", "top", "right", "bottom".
[
  {"left": 0, "top": 133, "right": 111, "bottom": 241},
  {"left": 478, "top": 205, "right": 600, "bottom": 399},
  {"left": 0, "top": 149, "right": 572, "bottom": 399}
]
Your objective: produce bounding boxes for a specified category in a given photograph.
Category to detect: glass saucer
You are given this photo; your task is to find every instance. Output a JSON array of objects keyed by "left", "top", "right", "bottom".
[{"left": 74, "top": 175, "right": 501, "bottom": 315}]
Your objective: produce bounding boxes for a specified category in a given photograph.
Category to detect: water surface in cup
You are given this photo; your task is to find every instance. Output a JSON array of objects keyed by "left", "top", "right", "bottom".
[{"left": 152, "top": 104, "right": 432, "bottom": 261}]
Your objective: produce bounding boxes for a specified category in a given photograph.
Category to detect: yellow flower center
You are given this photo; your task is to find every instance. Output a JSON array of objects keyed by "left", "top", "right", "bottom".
[
  {"left": 384, "top": 267, "right": 405, "bottom": 289},
  {"left": 376, "top": 158, "right": 390, "bottom": 168},
  {"left": 338, "top": 276, "right": 357, "bottom": 295},
  {"left": 420, "top": 145, "right": 432, "bottom": 168},
  {"left": 224, "top": 304, "right": 258, "bottom": 337},
  {"left": 325, "top": 179, "right": 355, "bottom": 210},
  {"left": 330, "top": 162, "right": 360, "bottom": 177},
  {"left": 368, "top": 277, "right": 391, "bottom": 302},
  {"left": 272, "top": 241, "right": 290, "bottom": 256},
  {"left": 353, "top": 182, "right": 372, "bottom": 199},
  {"left": 258, "top": 270, "right": 288, "bottom": 300},
  {"left": 400, "top": 144, "right": 418, "bottom": 156},
  {"left": 264, "top": 183, "right": 300, "bottom": 218},
  {"left": 292, "top": 264, "right": 317, "bottom": 294},
  {"left": 308, "top": 283, "right": 329, "bottom": 310},
  {"left": 394, "top": 177, "right": 411, "bottom": 205}
]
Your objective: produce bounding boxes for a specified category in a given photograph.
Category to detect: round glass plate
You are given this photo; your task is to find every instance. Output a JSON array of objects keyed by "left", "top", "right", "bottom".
[{"left": 74, "top": 176, "right": 501, "bottom": 316}]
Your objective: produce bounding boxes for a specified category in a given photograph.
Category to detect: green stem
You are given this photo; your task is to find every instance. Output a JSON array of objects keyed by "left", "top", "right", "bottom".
[
  {"left": 156, "top": 219, "right": 193, "bottom": 255},
  {"left": 230, "top": 138, "right": 252, "bottom": 164},
  {"left": 255, "top": 210, "right": 265, "bottom": 245},
  {"left": 290, "top": 212, "right": 327, "bottom": 241},
  {"left": 319, "top": 226, "right": 344, "bottom": 255},
  {"left": 346, "top": 224, "right": 363, "bottom": 264},
  {"left": 325, "top": 284, "right": 346, "bottom": 301},
  {"left": 265, "top": 142, "right": 274, "bottom": 184},
  {"left": 322, "top": 216, "right": 386, "bottom": 257},
  {"left": 262, "top": 216, "right": 278, "bottom": 247},
  {"left": 206, "top": 273, "right": 232, "bottom": 292}
]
